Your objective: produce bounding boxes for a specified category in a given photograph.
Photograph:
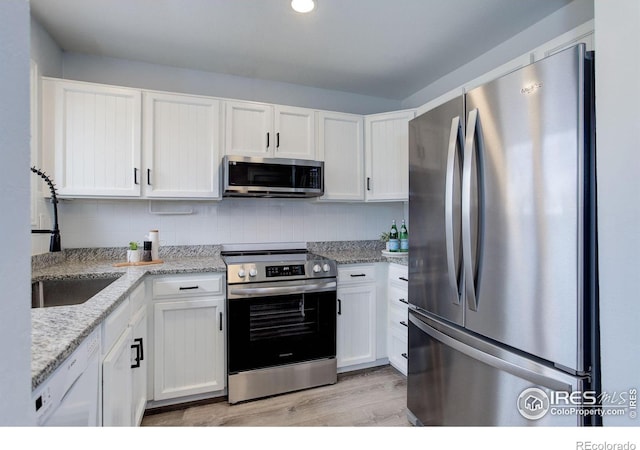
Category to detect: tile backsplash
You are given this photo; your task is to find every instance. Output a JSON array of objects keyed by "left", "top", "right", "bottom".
[{"left": 33, "top": 198, "right": 406, "bottom": 254}]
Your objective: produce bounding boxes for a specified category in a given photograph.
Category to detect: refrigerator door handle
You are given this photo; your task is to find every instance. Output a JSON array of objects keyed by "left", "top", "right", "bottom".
[
  {"left": 462, "top": 109, "right": 483, "bottom": 312},
  {"left": 409, "top": 313, "right": 573, "bottom": 392},
  {"left": 445, "top": 116, "right": 463, "bottom": 304}
]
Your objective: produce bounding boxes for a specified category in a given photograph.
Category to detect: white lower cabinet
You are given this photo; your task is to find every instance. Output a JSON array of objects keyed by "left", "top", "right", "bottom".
[
  {"left": 151, "top": 273, "right": 226, "bottom": 402},
  {"left": 101, "top": 282, "right": 147, "bottom": 426},
  {"left": 387, "top": 264, "right": 408, "bottom": 375},
  {"left": 336, "top": 264, "right": 380, "bottom": 370}
]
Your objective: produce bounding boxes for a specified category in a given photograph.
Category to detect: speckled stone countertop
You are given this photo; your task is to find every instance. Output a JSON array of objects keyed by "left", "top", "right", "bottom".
[
  {"left": 31, "top": 241, "right": 406, "bottom": 390},
  {"left": 31, "top": 245, "right": 226, "bottom": 390},
  {"left": 309, "top": 240, "right": 408, "bottom": 266}
]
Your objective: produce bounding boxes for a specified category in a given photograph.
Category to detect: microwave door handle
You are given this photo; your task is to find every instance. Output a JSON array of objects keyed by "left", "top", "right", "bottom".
[{"left": 445, "top": 115, "right": 463, "bottom": 305}]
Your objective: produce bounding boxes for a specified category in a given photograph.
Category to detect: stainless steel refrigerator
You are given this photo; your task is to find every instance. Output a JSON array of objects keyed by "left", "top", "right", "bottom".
[{"left": 406, "top": 44, "right": 599, "bottom": 426}]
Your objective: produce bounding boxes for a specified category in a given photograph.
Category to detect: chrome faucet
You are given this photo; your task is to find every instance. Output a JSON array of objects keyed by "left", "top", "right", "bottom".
[{"left": 30, "top": 167, "right": 61, "bottom": 252}]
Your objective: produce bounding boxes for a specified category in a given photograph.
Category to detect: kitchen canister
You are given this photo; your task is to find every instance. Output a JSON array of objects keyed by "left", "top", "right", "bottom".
[{"left": 148, "top": 229, "right": 160, "bottom": 261}]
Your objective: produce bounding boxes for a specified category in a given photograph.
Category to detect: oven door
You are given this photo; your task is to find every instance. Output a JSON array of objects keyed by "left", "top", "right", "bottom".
[{"left": 227, "top": 283, "right": 336, "bottom": 374}]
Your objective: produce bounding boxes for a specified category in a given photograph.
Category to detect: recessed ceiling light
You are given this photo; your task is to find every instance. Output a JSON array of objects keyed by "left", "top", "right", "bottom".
[{"left": 291, "top": 0, "right": 316, "bottom": 13}]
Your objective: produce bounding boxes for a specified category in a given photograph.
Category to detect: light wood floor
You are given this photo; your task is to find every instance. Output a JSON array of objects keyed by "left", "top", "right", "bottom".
[{"left": 141, "top": 365, "right": 410, "bottom": 427}]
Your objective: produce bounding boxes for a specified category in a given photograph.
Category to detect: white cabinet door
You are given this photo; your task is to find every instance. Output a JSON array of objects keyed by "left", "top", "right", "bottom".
[
  {"left": 143, "top": 91, "right": 221, "bottom": 198},
  {"left": 224, "top": 100, "right": 273, "bottom": 157},
  {"left": 274, "top": 105, "right": 316, "bottom": 160},
  {"left": 130, "top": 305, "right": 147, "bottom": 426},
  {"left": 102, "top": 327, "right": 133, "bottom": 426},
  {"left": 364, "top": 110, "right": 415, "bottom": 202},
  {"left": 224, "top": 100, "right": 316, "bottom": 159},
  {"left": 317, "top": 111, "right": 364, "bottom": 201},
  {"left": 387, "top": 264, "right": 408, "bottom": 376},
  {"left": 43, "top": 78, "right": 142, "bottom": 197},
  {"left": 336, "top": 283, "right": 376, "bottom": 368},
  {"left": 153, "top": 297, "right": 225, "bottom": 401}
]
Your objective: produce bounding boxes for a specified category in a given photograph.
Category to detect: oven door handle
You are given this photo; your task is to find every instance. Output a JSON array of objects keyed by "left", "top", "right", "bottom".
[{"left": 229, "top": 281, "right": 337, "bottom": 297}]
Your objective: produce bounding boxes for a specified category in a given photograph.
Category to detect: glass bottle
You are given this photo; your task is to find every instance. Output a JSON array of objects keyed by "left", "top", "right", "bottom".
[
  {"left": 389, "top": 220, "right": 399, "bottom": 252},
  {"left": 400, "top": 219, "right": 409, "bottom": 252}
]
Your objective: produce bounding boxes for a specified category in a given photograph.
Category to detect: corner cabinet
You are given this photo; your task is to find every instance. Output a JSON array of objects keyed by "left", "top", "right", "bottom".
[
  {"left": 364, "top": 109, "right": 415, "bottom": 202},
  {"left": 151, "top": 273, "right": 226, "bottom": 402},
  {"left": 317, "top": 111, "right": 365, "bottom": 201},
  {"left": 224, "top": 100, "right": 316, "bottom": 160},
  {"left": 42, "top": 78, "right": 142, "bottom": 197},
  {"left": 142, "top": 91, "right": 221, "bottom": 198}
]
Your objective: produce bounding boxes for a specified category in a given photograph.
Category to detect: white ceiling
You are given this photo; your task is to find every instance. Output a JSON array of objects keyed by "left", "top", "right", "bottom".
[{"left": 30, "top": 0, "right": 573, "bottom": 100}]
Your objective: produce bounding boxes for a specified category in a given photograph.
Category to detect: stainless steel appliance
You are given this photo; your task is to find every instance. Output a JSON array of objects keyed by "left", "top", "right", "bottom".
[
  {"left": 407, "top": 44, "right": 599, "bottom": 426},
  {"left": 222, "top": 244, "right": 338, "bottom": 404},
  {"left": 222, "top": 155, "right": 324, "bottom": 198}
]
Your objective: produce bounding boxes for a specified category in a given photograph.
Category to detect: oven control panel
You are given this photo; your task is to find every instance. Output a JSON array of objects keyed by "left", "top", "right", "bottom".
[{"left": 266, "top": 264, "right": 305, "bottom": 278}]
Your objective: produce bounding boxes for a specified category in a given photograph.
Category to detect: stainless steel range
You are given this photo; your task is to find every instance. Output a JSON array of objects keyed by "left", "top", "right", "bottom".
[{"left": 222, "top": 244, "right": 338, "bottom": 404}]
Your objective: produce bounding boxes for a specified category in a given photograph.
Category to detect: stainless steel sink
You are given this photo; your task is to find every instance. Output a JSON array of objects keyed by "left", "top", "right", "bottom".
[{"left": 31, "top": 276, "right": 122, "bottom": 308}]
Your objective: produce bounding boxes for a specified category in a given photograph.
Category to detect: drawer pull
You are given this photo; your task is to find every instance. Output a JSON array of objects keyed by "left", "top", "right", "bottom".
[
  {"left": 400, "top": 320, "right": 408, "bottom": 327},
  {"left": 131, "top": 338, "right": 144, "bottom": 369},
  {"left": 399, "top": 277, "right": 408, "bottom": 282},
  {"left": 219, "top": 312, "right": 223, "bottom": 331},
  {"left": 398, "top": 298, "right": 408, "bottom": 305},
  {"left": 337, "top": 298, "right": 342, "bottom": 315},
  {"left": 179, "top": 285, "right": 199, "bottom": 290},
  {"left": 350, "top": 274, "right": 367, "bottom": 278},
  {"left": 401, "top": 353, "right": 408, "bottom": 360}
]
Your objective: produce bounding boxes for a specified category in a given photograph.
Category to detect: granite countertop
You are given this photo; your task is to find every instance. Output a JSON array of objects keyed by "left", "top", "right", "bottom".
[
  {"left": 30, "top": 241, "right": 406, "bottom": 390},
  {"left": 31, "top": 246, "right": 226, "bottom": 390}
]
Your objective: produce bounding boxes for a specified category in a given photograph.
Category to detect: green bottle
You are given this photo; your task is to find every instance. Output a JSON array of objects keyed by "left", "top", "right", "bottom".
[
  {"left": 389, "top": 220, "right": 399, "bottom": 252},
  {"left": 400, "top": 219, "right": 409, "bottom": 252}
]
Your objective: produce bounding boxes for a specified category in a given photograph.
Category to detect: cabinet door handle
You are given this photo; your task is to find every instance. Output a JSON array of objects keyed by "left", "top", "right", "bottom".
[
  {"left": 367, "top": 177, "right": 371, "bottom": 191},
  {"left": 400, "top": 321, "right": 408, "bottom": 327},
  {"left": 337, "top": 298, "right": 342, "bottom": 315},
  {"left": 398, "top": 298, "right": 408, "bottom": 305},
  {"left": 219, "top": 312, "right": 223, "bottom": 331},
  {"left": 401, "top": 353, "right": 408, "bottom": 360},
  {"left": 147, "top": 168, "right": 152, "bottom": 185},
  {"left": 276, "top": 132, "right": 280, "bottom": 149},
  {"left": 134, "top": 168, "right": 139, "bottom": 185},
  {"left": 179, "top": 285, "right": 199, "bottom": 290},
  {"left": 350, "top": 273, "right": 367, "bottom": 278},
  {"left": 131, "top": 338, "right": 143, "bottom": 368},
  {"left": 266, "top": 132, "right": 270, "bottom": 149},
  {"left": 399, "top": 277, "right": 408, "bottom": 282}
]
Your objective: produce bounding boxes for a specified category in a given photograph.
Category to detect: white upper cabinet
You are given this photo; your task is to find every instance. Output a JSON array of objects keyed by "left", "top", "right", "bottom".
[
  {"left": 224, "top": 100, "right": 316, "bottom": 160},
  {"left": 531, "top": 20, "right": 594, "bottom": 61},
  {"left": 317, "top": 111, "right": 365, "bottom": 201},
  {"left": 143, "top": 91, "right": 221, "bottom": 198},
  {"left": 364, "top": 109, "right": 415, "bottom": 202},
  {"left": 43, "top": 78, "right": 142, "bottom": 197}
]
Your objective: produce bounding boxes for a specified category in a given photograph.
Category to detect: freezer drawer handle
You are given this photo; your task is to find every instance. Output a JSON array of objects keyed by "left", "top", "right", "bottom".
[{"left": 409, "top": 314, "right": 573, "bottom": 391}]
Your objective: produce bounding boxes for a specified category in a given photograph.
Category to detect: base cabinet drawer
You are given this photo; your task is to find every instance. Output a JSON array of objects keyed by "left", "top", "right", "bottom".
[
  {"left": 152, "top": 274, "right": 224, "bottom": 298},
  {"left": 388, "top": 326, "right": 408, "bottom": 376}
]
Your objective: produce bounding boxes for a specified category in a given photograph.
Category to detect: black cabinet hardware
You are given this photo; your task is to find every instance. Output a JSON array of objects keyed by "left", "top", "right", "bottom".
[
  {"left": 401, "top": 353, "right": 408, "bottom": 360},
  {"left": 147, "top": 168, "right": 151, "bottom": 185},
  {"left": 131, "top": 338, "right": 144, "bottom": 368},
  {"left": 276, "top": 132, "right": 280, "bottom": 148},
  {"left": 337, "top": 298, "right": 342, "bottom": 315},
  {"left": 179, "top": 286, "right": 199, "bottom": 290},
  {"left": 350, "top": 274, "right": 366, "bottom": 278},
  {"left": 367, "top": 177, "right": 371, "bottom": 191},
  {"left": 219, "top": 312, "right": 223, "bottom": 331},
  {"left": 400, "top": 321, "right": 408, "bottom": 327},
  {"left": 267, "top": 132, "right": 270, "bottom": 148},
  {"left": 399, "top": 277, "right": 408, "bottom": 282},
  {"left": 134, "top": 168, "right": 139, "bottom": 185},
  {"left": 399, "top": 298, "right": 408, "bottom": 305}
]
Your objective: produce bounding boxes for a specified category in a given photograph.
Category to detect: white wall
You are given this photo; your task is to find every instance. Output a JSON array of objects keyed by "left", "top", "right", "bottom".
[
  {"left": 58, "top": 199, "right": 405, "bottom": 249},
  {"left": 61, "top": 52, "right": 402, "bottom": 115},
  {"left": 594, "top": 0, "right": 640, "bottom": 426},
  {"left": 402, "top": 0, "right": 594, "bottom": 108},
  {"left": 0, "top": 0, "right": 33, "bottom": 426}
]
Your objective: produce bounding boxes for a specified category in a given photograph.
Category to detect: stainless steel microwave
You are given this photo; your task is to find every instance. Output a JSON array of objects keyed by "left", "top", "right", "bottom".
[{"left": 222, "top": 155, "right": 324, "bottom": 198}]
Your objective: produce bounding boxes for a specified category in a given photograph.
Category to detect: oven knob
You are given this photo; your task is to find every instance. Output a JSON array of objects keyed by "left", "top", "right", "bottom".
[
  {"left": 249, "top": 268, "right": 258, "bottom": 277},
  {"left": 313, "top": 264, "right": 321, "bottom": 273},
  {"left": 237, "top": 269, "right": 246, "bottom": 278},
  {"left": 322, "top": 264, "right": 331, "bottom": 272}
]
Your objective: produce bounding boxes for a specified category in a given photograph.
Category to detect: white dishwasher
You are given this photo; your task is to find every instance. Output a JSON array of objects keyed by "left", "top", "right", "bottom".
[{"left": 32, "top": 328, "right": 101, "bottom": 426}]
